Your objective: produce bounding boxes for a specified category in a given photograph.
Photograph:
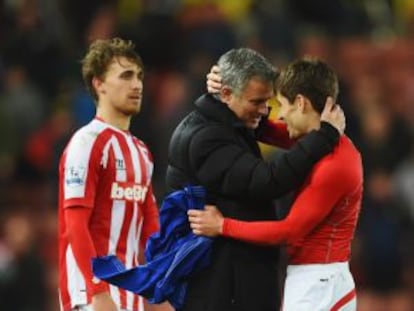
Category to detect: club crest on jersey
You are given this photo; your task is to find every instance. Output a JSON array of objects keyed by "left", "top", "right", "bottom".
[
  {"left": 111, "top": 182, "right": 148, "bottom": 203},
  {"left": 65, "top": 166, "right": 86, "bottom": 187}
]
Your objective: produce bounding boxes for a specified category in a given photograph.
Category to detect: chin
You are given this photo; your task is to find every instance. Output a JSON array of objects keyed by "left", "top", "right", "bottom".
[
  {"left": 288, "top": 131, "right": 298, "bottom": 139},
  {"left": 247, "top": 120, "right": 261, "bottom": 129},
  {"left": 128, "top": 104, "right": 142, "bottom": 115}
]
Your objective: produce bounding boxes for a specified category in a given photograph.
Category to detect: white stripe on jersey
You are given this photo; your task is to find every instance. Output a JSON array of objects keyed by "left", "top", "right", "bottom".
[
  {"left": 135, "top": 142, "right": 153, "bottom": 187},
  {"left": 107, "top": 136, "right": 126, "bottom": 306},
  {"left": 135, "top": 207, "right": 144, "bottom": 266},
  {"left": 126, "top": 203, "right": 138, "bottom": 311},
  {"left": 66, "top": 245, "right": 87, "bottom": 306},
  {"left": 126, "top": 136, "right": 142, "bottom": 184},
  {"left": 126, "top": 204, "right": 139, "bottom": 265},
  {"left": 110, "top": 283, "right": 121, "bottom": 307},
  {"left": 125, "top": 135, "right": 144, "bottom": 264},
  {"left": 110, "top": 136, "right": 127, "bottom": 182},
  {"left": 109, "top": 199, "right": 126, "bottom": 255}
]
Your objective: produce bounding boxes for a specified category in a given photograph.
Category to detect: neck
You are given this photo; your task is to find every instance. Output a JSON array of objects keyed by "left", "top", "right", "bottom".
[
  {"left": 305, "top": 113, "right": 321, "bottom": 133},
  {"left": 96, "top": 105, "right": 131, "bottom": 131}
]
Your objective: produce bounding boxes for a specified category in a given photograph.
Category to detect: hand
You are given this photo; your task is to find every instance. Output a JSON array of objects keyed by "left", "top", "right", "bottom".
[
  {"left": 320, "top": 97, "right": 346, "bottom": 135},
  {"left": 206, "top": 65, "right": 222, "bottom": 93},
  {"left": 92, "top": 291, "right": 118, "bottom": 311},
  {"left": 188, "top": 205, "right": 224, "bottom": 237}
]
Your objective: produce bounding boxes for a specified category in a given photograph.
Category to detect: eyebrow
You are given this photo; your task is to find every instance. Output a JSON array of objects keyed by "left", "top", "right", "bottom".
[{"left": 119, "top": 68, "right": 143, "bottom": 78}]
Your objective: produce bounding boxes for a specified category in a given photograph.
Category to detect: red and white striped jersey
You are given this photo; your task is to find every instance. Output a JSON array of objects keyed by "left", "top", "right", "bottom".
[{"left": 58, "top": 118, "right": 159, "bottom": 311}]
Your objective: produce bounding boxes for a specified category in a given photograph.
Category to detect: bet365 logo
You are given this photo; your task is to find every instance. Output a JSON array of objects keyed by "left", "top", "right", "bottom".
[{"left": 111, "top": 182, "right": 148, "bottom": 203}]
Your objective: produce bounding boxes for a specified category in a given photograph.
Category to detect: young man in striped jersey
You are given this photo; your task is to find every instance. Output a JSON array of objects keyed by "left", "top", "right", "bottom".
[
  {"left": 58, "top": 38, "right": 165, "bottom": 311},
  {"left": 189, "top": 58, "right": 362, "bottom": 311}
]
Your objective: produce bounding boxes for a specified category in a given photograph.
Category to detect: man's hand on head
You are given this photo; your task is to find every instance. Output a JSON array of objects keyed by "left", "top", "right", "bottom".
[
  {"left": 320, "top": 97, "right": 346, "bottom": 135},
  {"left": 206, "top": 65, "right": 222, "bottom": 94}
]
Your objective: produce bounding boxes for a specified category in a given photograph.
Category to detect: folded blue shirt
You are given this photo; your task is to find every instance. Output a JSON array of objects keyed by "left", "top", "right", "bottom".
[{"left": 92, "top": 186, "right": 213, "bottom": 309}]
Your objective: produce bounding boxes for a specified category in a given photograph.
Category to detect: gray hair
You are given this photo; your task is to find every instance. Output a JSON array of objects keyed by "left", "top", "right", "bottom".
[{"left": 217, "top": 48, "right": 278, "bottom": 95}]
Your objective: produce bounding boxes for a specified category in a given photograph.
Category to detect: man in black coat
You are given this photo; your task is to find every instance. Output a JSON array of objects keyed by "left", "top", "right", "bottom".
[{"left": 165, "top": 48, "right": 344, "bottom": 311}]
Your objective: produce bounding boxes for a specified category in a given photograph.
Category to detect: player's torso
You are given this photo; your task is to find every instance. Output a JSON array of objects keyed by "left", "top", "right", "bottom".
[
  {"left": 61, "top": 119, "right": 153, "bottom": 261},
  {"left": 289, "top": 137, "right": 363, "bottom": 264}
]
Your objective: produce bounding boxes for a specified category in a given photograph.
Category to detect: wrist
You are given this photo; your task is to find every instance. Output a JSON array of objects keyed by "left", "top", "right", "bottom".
[{"left": 219, "top": 217, "right": 224, "bottom": 235}]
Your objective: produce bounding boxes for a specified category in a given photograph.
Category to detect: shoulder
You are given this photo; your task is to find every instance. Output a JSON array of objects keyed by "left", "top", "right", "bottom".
[
  {"left": 188, "top": 123, "right": 239, "bottom": 156},
  {"left": 66, "top": 120, "right": 113, "bottom": 154},
  {"left": 310, "top": 137, "right": 362, "bottom": 189},
  {"left": 172, "top": 110, "right": 235, "bottom": 146}
]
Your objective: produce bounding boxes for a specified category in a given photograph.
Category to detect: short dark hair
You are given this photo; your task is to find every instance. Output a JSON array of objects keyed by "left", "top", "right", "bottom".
[
  {"left": 276, "top": 57, "right": 339, "bottom": 113},
  {"left": 81, "top": 37, "right": 143, "bottom": 101}
]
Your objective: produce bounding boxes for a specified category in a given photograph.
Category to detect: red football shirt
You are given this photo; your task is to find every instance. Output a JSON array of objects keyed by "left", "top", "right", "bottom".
[
  {"left": 58, "top": 118, "right": 159, "bottom": 311},
  {"left": 223, "top": 135, "right": 363, "bottom": 264}
]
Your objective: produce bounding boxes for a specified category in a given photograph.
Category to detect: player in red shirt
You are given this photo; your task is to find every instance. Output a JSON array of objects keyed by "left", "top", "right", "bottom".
[
  {"left": 58, "top": 38, "right": 162, "bottom": 311},
  {"left": 189, "top": 58, "right": 363, "bottom": 311}
]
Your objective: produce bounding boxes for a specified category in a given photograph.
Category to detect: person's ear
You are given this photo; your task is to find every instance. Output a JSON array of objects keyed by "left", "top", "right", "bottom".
[
  {"left": 220, "top": 86, "right": 233, "bottom": 104},
  {"left": 295, "top": 94, "right": 306, "bottom": 113},
  {"left": 92, "top": 77, "right": 104, "bottom": 96},
  {"left": 296, "top": 94, "right": 314, "bottom": 113}
]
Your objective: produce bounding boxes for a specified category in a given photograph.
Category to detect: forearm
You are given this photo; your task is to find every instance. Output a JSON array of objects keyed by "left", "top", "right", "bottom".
[
  {"left": 222, "top": 218, "right": 290, "bottom": 245},
  {"left": 65, "top": 207, "right": 108, "bottom": 295}
]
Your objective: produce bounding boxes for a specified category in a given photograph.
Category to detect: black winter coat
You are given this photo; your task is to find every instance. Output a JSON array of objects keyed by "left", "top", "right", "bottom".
[{"left": 166, "top": 94, "right": 339, "bottom": 311}]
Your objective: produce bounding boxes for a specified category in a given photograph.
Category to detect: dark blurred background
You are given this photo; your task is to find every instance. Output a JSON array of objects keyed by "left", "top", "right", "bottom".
[{"left": 0, "top": 0, "right": 413, "bottom": 310}]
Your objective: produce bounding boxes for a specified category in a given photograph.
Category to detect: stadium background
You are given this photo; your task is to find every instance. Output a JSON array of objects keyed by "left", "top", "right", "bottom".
[{"left": 0, "top": 0, "right": 413, "bottom": 310}]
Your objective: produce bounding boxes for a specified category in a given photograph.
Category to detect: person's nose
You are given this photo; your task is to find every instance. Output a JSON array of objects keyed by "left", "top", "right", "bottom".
[
  {"left": 132, "top": 77, "right": 143, "bottom": 91},
  {"left": 258, "top": 104, "right": 269, "bottom": 116}
]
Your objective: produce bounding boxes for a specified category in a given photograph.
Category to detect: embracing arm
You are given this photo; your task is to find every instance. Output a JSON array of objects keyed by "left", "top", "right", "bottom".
[
  {"left": 189, "top": 158, "right": 350, "bottom": 243},
  {"left": 222, "top": 160, "right": 349, "bottom": 244},
  {"left": 190, "top": 122, "right": 339, "bottom": 200}
]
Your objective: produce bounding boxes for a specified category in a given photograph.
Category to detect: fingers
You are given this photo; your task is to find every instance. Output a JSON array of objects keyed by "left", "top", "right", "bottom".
[
  {"left": 188, "top": 214, "right": 207, "bottom": 236},
  {"left": 206, "top": 66, "right": 222, "bottom": 93},
  {"left": 322, "top": 96, "right": 337, "bottom": 113},
  {"left": 324, "top": 96, "right": 334, "bottom": 110},
  {"left": 188, "top": 209, "right": 203, "bottom": 217},
  {"left": 320, "top": 98, "right": 346, "bottom": 135},
  {"left": 206, "top": 72, "right": 221, "bottom": 83},
  {"left": 204, "top": 205, "right": 217, "bottom": 212},
  {"left": 211, "top": 65, "right": 220, "bottom": 74}
]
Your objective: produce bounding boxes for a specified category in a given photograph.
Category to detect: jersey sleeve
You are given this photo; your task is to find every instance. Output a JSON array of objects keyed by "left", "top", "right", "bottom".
[
  {"left": 65, "top": 207, "right": 109, "bottom": 295},
  {"left": 61, "top": 130, "right": 102, "bottom": 209},
  {"left": 222, "top": 156, "right": 350, "bottom": 245}
]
